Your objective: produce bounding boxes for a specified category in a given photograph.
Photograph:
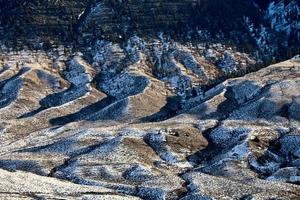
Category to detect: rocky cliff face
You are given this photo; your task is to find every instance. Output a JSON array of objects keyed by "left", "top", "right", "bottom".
[
  {"left": 266, "top": 0, "right": 300, "bottom": 40},
  {"left": 0, "top": 0, "right": 96, "bottom": 45},
  {"left": 0, "top": 1, "right": 299, "bottom": 56},
  {"left": 78, "top": 0, "right": 260, "bottom": 41},
  {"left": 0, "top": 1, "right": 299, "bottom": 199}
]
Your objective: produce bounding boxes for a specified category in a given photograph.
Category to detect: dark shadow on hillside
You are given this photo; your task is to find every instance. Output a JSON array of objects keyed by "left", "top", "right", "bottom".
[
  {"left": 140, "top": 96, "right": 182, "bottom": 122},
  {"left": 0, "top": 67, "right": 29, "bottom": 88},
  {"left": 0, "top": 65, "right": 10, "bottom": 75},
  {"left": 0, "top": 67, "right": 30, "bottom": 109},
  {"left": 0, "top": 159, "right": 45, "bottom": 176},
  {"left": 49, "top": 96, "right": 116, "bottom": 126},
  {"left": 188, "top": 125, "right": 250, "bottom": 166},
  {"left": 217, "top": 80, "right": 261, "bottom": 115},
  {"left": 18, "top": 85, "right": 89, "bottom": 119},
  {"left": 17, "top": 139, "right": 77, "bottom": 155}
]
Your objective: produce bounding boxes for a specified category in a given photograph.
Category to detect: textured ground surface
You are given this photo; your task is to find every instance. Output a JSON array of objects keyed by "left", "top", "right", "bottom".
[{"left": 0, "top": 47, "right": 299, "bottom": 199}]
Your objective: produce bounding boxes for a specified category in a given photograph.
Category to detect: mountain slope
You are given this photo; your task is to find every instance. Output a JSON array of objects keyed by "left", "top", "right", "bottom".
[{"left": 0, "top": 52, "right": 299, "bottom": 199}]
